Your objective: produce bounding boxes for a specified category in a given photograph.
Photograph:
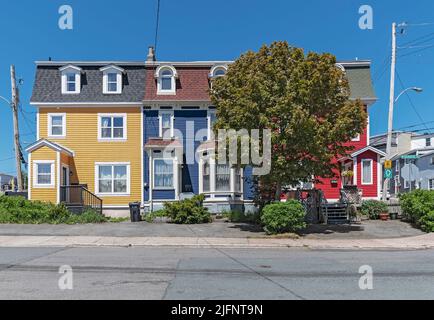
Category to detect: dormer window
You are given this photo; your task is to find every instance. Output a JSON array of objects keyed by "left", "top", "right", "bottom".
[
  {"left": 60, "top": 65, "right": 82, "bottom": 94},
  {"left": 155, "top": 65, "right": 177, "bottom": 95},
  {"left": 100, "top": 65, "right": 124, "bottom": 94},
  {"left": 209, "top": 65, "right": 228, "bottom": 79}
]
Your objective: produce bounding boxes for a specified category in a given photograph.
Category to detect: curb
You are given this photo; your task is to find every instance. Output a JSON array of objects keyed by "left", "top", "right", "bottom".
[{"left": 0, "top": 235, "right": 433, "bottom": 250}]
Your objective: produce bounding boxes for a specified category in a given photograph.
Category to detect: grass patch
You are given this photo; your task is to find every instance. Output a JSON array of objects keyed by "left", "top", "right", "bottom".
[
  {"left": 144, "top": 209, "right": 168, "bottom": 223},
  {"left": 0, "top": 195, "right": 108, "bottom": 225},
  {"left": 107, "top": 217, "right": 130, "bottom": 223}
]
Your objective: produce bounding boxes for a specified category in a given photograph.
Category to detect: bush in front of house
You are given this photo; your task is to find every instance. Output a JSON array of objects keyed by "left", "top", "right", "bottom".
[
  {"left": 164, "top": 194, "right": 212, "bottom": 224},
  {"left": 0, "top": 195, "right": 107, "bottom": 224},
  {"left": 144, "top": 209, "right": 168, "bottom": 223},
  {"left": 360, "top": 200, "right": 388, "bottom": 220},
  {"left": 400, "top": 190, "right": 434, "bottom": 232},
  {"left": 223, "top": 210, "right": 260, "bottom": 224},
  {"left": 260, "top": 200, "right": 306, "bottom": 235}
]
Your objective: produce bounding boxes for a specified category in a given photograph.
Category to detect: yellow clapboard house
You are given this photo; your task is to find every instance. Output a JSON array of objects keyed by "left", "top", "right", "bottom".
[{"left": 26, "top": 62, "right": 146, "bottom": 216}]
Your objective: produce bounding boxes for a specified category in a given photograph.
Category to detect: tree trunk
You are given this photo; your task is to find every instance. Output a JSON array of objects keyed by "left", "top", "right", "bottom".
[{"left": 275, "top": 182, "right": 282, "bottom": 202}]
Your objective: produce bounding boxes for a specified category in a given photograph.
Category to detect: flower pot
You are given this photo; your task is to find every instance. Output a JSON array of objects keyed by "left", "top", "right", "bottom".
[
  {"left": 389, "top": 212, "right": 398, "bottom": 220},
  {"left": 379, "top": 212, "right": 389, "bottom": 221}
]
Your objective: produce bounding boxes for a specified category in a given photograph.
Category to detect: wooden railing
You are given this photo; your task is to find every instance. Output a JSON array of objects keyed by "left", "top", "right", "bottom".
[{"left": 60, "top": 185, "right": 103, "bottom": 215}]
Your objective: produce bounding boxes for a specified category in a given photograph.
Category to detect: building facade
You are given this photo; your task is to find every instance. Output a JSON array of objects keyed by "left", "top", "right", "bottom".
[{"left": 26, "top": 50, "right": 382, "bottom": 215}]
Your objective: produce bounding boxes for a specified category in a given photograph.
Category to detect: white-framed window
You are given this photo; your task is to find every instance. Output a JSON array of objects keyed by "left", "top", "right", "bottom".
[
  {"left": 202, "top": 162, "right": 210, "bottom": 192},
  {"left": 98, "top": 114, "right": 127, "bottom": 141},
  {"left": 235, "top": 167, "right": 242, "bottom": 192},
  {"left": 159, "top": 111, "right": 174, "bottom": 138},
  {"left": 60, "top": 65, "right": 81, "bottom": 94},
  {"left": 426, "top": 138, "right": 432, "bottom": 147},
  {"left": 216, "top": 164, "right": 231, "bottom": 191},
  {"left": 361, "top": 159, "right": 373, "bottom": 185},
  {"left": 154, "top": 159, "right": 174, "bottom": 189},
  {"left": 207, "top": 110, "right": 217, "bottom": 140},
  {"left": 156, "top": 65, "right": 177, "bottom": 95},
  {"left": 209, "top": 65, "right": 228, "bottom": 79},
  {"left": 48, "top": 113, "right": 66, "bottom": 138},
  {"left": 101, "top": 65, "right": 124, "bottom": 94},
  {"left": 95, "top": 163, "right": 130, "bottom": 195},
  {"left": 33, "top": 160, "right": 55, "bottom": 188},
  {"left": 351, "top": 134, "right": 361, "bottom": 142},
  {"left": 395, "top": 160, "right": 400, "bottom": 173},
  {"left": 429, "top": 179, "right": 434, "bottom": 190}
]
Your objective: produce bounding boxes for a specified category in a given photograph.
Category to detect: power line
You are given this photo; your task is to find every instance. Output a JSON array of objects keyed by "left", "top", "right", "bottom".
[
  {"left": 396, "top": 70, "right": 430, "bottom": 132},
  {"left": 399, "top": 44, "right": 434, "bottom": 58},
  {"left": 0, "top": 156, "right": 14, "bottom": 162},
  {"left": 154, "top": 0, "right": 161, "bottom": 54}
]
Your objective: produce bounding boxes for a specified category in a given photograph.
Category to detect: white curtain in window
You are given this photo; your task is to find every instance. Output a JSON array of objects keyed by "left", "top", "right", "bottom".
[
  {"left": 155, "top": 160, "right": 173, "bottom": 188},
  {"left": 216, "top": 164, "right": 230, "bottom": 191},
  {"left": 362, "top": 160, "right": 372, "bottom": 184},
  {"left": 203, "top": 162, "right": 210, "bottom": 192}
]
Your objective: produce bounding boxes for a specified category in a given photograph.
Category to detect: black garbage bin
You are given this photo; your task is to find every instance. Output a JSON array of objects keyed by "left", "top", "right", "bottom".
[{"left": 129, "top": 202, "right": 142, "bottom": 222}]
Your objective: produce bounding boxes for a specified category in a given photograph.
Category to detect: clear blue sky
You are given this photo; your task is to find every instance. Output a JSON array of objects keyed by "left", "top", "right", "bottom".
[{"left": 1, "top": 0, "right": 434, "bottom": 176}]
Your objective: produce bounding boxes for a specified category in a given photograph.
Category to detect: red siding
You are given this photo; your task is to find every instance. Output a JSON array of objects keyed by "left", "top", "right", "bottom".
[
  {"left": 144, "top": 67, "right": 211, "bottom": 101},
  {"left": 356, "top": 150, "right": 378, "bottom": 198}
]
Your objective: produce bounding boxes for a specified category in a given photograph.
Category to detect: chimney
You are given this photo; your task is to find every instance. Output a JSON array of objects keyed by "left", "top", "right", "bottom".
[{"left": 147, "top": 46, "right": 156, "bottom": 62}]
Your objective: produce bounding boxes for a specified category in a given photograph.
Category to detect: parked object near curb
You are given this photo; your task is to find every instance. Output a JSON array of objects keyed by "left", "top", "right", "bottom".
[
  {"left": 380, "top": 212, "right": 390, "bottom": 221},
  {"left": 129, "top": 202, "right": 141, "bottom": 222},
  {"left": 389, "top": 212, "right": 398, "bottom": 220}
]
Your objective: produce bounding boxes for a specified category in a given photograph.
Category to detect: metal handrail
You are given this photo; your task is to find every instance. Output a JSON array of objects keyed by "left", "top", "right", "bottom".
[{"left": 60, "top": 185, "right": 103, "bottom": 215}]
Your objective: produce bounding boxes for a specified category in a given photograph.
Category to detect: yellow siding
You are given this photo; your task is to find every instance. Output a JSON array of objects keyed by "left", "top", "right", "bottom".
[
  {"left": 30, "top": 146, "right": 57, "bottom": 203},
  {"left": 39, "top": 107, "right": 142, "bottom": 206}
]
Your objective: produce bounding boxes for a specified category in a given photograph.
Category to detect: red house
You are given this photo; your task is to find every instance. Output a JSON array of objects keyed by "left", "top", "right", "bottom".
[{"left": 314, "top": 61, "right": 385, "bottom": 201}]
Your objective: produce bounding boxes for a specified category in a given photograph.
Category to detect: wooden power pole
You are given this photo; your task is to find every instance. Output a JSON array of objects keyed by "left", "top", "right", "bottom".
[{"left": 10, "top": 65, "right": 23, "bottom": 192}]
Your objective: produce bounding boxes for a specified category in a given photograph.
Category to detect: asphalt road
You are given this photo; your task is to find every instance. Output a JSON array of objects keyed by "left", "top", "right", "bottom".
[{"left": 0, "top": 246, "right": 433, "bottom": 300}]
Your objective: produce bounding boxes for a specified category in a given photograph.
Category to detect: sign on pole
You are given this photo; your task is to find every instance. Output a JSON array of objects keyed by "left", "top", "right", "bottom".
[
  {"left": 384, "top": 160, "right": 392, "bottom": 170},
  {"left": 401, "top": 155, "right": 419, "bottom": 160},
  {"left": 384, "top": 169, "right": 393, "bottom": 179}
]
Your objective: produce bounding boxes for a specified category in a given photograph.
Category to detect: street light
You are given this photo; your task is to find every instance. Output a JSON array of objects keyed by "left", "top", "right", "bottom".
[
  {"left": 383, "top": 86, "right": 423, "bottom": 201},
  {"left": 394, "top": 87, "right": 423, "bottom": 103}
]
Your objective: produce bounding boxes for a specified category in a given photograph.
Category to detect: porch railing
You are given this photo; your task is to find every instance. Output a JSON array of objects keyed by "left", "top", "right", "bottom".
[{"left": 60, "top": 185, "right": 103, "bottom": 215}]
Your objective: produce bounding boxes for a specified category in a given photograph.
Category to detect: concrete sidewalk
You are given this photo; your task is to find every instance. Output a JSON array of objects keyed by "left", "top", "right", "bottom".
[{"left": 0, "top": 233, "right": 433, "bottom": 250}]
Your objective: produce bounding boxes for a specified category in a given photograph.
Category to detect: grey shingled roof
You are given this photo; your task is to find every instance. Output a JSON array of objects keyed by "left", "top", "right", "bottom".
[
  {"left": 343, "top": 65, "right": 376, "bottom": 100},
  {"left": 31, "top": 64, "right": 146, "bottom": 103}
]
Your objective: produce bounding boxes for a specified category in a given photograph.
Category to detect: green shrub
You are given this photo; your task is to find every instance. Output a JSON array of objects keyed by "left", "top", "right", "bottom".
[
  {"left": 144, "top": 209, "right": 167, "bottom": 223},
  {"left": 164, "top": 194, "right": 211, "bottom": 224},
  {"left": 0, "top": 195, "right": 107, "bottom": 224},
  {"left": 419, "top": 211, "right": 434, "bottom": 232},
  {"left": 360, "top": 200, "right": 388, "bottom": 220},
  {"left": 400, "top": 190, "right": 434, "bottom": 222},
  {"left": 260, "top": 200, "right": 306, "bottom": 235},
  {"left": 223, "top": 210, "right": 260, "bottom": 224}
]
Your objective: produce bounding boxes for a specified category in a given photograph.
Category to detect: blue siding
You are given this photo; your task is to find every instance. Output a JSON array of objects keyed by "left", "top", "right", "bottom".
[
  {"left": 243, "top": 166, "right": 255, "bottom": 200},
  {"left": 174, "top": 110, "right": 208, "bottom": 194},
  {"left": 153, "top": 190, "right": 176, "bottom": 200},
  {"left": 143, "top": 110, "right": 159, "bottom": 201}
]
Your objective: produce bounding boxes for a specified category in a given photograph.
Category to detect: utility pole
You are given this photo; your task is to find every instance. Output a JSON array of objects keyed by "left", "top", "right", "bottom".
[
  {"left": 383, "top": 22, "right": 397, "bottom": 201},
  {"left": 10, "top": 65, "right": 23, "bottom": 192}
]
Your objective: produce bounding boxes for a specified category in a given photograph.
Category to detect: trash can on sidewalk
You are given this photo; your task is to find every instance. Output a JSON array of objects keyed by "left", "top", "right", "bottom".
[{"left": 129, "top": 202, "right": 142, "bottom": 222}]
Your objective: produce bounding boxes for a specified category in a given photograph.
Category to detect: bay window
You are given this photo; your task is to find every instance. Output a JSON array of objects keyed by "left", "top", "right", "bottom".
[
  {"left": 216, "top": 164, "right": 231, "bottom": 191},
  {"left": 202, "top": 162, "right": 210, "bottom": 192}
]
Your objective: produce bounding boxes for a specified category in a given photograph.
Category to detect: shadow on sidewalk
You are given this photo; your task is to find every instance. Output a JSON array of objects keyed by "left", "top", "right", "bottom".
[{"left": 298, "top": 223, "right": 364, "bottom": 236}]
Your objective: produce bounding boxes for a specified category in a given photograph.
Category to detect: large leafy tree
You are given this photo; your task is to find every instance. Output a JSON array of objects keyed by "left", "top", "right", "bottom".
[{"left": 210, "top": 41, "right": 367, "bottom": 200}]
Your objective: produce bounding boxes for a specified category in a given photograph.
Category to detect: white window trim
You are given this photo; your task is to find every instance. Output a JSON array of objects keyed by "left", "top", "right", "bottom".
[
  {"left": 153, "top": 158, "right": 175, "bottom": 190},
  {"left": 159, "top": 111, "right": 174, "bottom": 138},
  {"left": 47, "top": 113, "right": 66, "bottom": 138},
  {"left": 351, "top": 134, "right": 361, "bottom": 142},
  {"left": 209, "top": 65, "right": 228, "bottom": 78},
  {"left": 61, "top": 67, "right": 81, "bottom": 94},
  {"left": 207, "top": 110, "right": 216, "bottom": 141},
  {"left": 361, "top": 159, "right": 374, "bottom": 185},
  {"left": 429, "top": 179, "right": 434, "bottom": 191},
  {"left": 95, "top": 162, "right": 131, "bottom": 196},
  {"left": 156, "top": 65, "right": 177, "bottom": 95},
  {"left": 102, "top": 69, "right": 123, "bottom": 94},
  {"left": 33, "top": 160, "right": 55, "bottom": 189},
  {"left": 97, "top": 113, "right": 128, "bottom": 141}
]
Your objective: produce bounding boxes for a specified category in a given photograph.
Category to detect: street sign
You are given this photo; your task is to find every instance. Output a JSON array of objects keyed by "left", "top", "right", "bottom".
[
  {"left": 384, "top": 160, "right": 392, "bottom": 169},
  {"left": 384, "top": 169, "right": 393, "bottom": 179},
  {"left": 401, "top": 155, "right": 419, "bottom": 160}
]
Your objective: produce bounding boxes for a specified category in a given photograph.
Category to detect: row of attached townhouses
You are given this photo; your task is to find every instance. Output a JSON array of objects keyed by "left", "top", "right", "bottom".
[{"left": 26, "top": 48, "right": 385, "bottom": 216}]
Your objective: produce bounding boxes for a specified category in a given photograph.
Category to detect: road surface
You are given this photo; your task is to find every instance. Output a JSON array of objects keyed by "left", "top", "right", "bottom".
[{"left": 0, "top": 246, "right": 433, "bottom": 300}]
